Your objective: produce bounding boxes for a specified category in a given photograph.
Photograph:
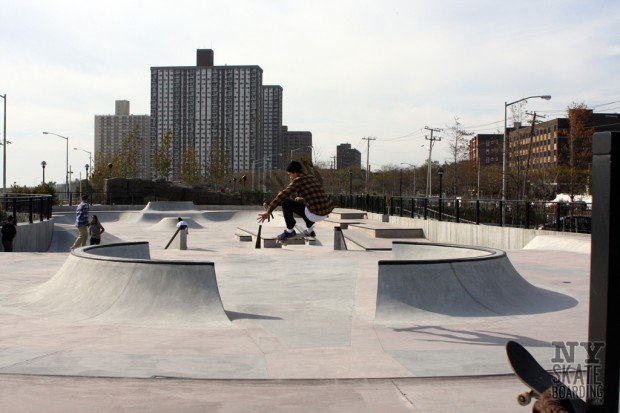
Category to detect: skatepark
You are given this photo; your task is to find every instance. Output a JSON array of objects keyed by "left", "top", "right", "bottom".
[{"left": 0, "top": 201, "right": 591, "bottom": 412}]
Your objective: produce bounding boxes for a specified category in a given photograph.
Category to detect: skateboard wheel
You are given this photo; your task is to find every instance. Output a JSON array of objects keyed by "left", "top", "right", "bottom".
[{"left": 517, "top": 392, "right": 531, "bottom": 406}]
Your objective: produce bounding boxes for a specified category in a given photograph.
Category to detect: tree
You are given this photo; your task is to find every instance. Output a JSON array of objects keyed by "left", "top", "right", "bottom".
[
  {"left": 115, "top": 126, "right": 142, "bottom": 178},
  {"left": 205, "top": 139, "right": 229, "bottom": 188},
  {"left": 153, "top": 130, "right": 173, "bottom": 180},
  {"left": 552, "top": 103, "right": 594, "bottom": 198},
  {"left": 180, "top": 146, "right": 203, "bottom": 186},
  {"left": 445, "top": 117, "right": 473, "bottom": 197}
]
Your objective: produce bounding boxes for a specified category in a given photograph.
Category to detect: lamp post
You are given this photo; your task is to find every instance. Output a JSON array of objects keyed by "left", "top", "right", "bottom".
[
  {"left": 85, "top": 164, "right": 89, "bottom": 180},
  {"left": 290, "top": 145, "right": 313, "bottom": 163},
  {"left": 502, "top": 95, "right": 551, "bottom": 202},
  {"left": 41, "top": 161, "right": 47, "bottom": 184},
  {"left": 1, "top": 93, "right": 6, "bottom": 193},
  {"left": 438, "top": 167, "right": 444, "bottom": 221},
  {"left": 349, "top": 169, "right": 353, "bottom": 196},
  {"left": 42, "top": 131, "right": 69, "bottom": 199},
  {"left": 73, "top": 147, "right": 92, "bottom": 178}
]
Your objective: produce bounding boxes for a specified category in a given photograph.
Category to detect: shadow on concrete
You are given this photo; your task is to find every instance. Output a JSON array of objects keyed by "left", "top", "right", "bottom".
[
  {"left": 391, "top": 325, "right": 551, "bottom": 347},
  {"left": 226, "top": 310, "right": 283, "bottom": 321}
]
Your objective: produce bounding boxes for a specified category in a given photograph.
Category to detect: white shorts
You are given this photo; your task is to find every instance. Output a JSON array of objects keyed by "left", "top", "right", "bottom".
[{"left": 304, "top": 207, "right": 327, "bottom": 223}]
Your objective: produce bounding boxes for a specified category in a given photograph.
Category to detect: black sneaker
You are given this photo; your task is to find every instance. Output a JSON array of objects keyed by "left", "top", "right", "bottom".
[
  {"left": 277, "top": 229, "right": 296, "bottom": 241},
  {"left": 303, "top": 229, "right": 316, "bottom": 237}
]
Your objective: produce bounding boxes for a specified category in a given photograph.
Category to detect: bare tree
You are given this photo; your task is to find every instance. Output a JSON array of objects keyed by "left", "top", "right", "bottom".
[
  {"left": 180, "top": 146, "right": 203, "bottom": 186},
  {"left": 446, "top": 117, "right": 473, "bottom": 197}
]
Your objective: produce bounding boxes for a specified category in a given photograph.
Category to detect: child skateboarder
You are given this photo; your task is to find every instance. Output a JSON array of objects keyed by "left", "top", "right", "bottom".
[{"left": 257, "top": 160, "right": 334, "bottom": 242}]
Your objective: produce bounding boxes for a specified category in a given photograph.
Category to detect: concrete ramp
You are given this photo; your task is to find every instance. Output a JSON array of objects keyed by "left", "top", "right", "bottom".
[
  {"left": 376, "top": 242, "right": 578, "bottom": 322},
  {"left": 150, "top": 217, "right": 203, "bottom": 230},
  {"left": 141, "top": 201, "right": 198, "bottom": 212},
  {"left": 47, "top": 224, "right": 124, "bottom": 252},
  {"left": 16, "top": 242, "right": 230, "bottom": 325},
  {"left": 523, "top": 234, "right": 591, "bottom": 254}
]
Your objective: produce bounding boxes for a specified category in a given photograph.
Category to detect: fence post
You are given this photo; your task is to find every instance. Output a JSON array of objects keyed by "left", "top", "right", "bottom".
[
  {"left": 423, "top": 198, "right": 428, "bottom": 220},
  {"left": 499, "top": 200, "right": 504, "bottom": 227},
  {"left": 525, "top": 201, "right": 531, "bottom": 229},
  {"left": 456, "top": 199, "right": 460, "bottom": 223},
  {"left": 28, "top": 197, "right": 33, "bottom": 223},
  {"left": 40, "top": 197, "right": 44, "bottom": 221},
  {"left": 555, "top": 202, "right": 561, "bottom": 231},
  {"left": 476, "top": 200, "right": 480, "bottom": 225},
  {"left": 411, "top": 198, "right": 415, "bottom": 218}
]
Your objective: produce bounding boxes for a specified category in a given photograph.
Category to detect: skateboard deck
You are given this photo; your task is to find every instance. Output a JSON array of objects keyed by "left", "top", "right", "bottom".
[
  {"left": 505, "top": 340, "right": 586, "bottom": 412},
  {"left": 276, "top": 234, "right": 316, "bottom": 246}
]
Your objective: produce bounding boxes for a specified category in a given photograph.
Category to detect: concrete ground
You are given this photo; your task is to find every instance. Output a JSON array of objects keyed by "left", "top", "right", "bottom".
[{"left": 0, "top": 206, "right": 591, "bottom": 412}]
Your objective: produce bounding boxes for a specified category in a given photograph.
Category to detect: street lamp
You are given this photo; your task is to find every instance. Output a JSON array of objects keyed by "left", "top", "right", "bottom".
[
  {"left": 290, "top": 145, "right": 313, "bottom": 162},
  {"left": 502, "top": 95, "right": 551, "bottom": 203},
  {"left": 438, "top": 167, "right": 444, "bottom": 221},
  {"left": 43, "top": 131, "right": 69, "bottom": 198},
  {"left": 41, "top": 161, "right": 47, "bottom": 184},
  {"left": 1, "top": 93, "right": 6, "bottom": 193},
  {"left": 73, "top": 147, "right": 92, "bottom": 178}
]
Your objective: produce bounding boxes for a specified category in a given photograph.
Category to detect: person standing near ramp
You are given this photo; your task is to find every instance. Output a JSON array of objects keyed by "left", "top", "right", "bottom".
[
  {"left": 1, "top": 215, "right": 17, "bottom": 252},
  {"left": 70, "top": 195, "right": 90, "bottom": 251},
  {"left": 258, "top": 160, "right": 333, "bottom": 242}
]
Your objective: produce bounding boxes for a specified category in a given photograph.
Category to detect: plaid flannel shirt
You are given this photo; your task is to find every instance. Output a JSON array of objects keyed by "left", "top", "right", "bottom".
[
  {"left": 266, "top": 174, "right": 334, "bottom": 216},
  {"left": 75, "top": 201, "right": 90, "bottom": 228}
]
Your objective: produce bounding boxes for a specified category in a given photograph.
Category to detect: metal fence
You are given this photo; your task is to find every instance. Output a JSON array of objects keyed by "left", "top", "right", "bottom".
[
  {"left": 334, "top": 194, "right": 592, "bottom": 232},
  {"left": 0, "top": 193, "right": 54, "bottom": 224},
  {"left": 48, "top": 189, "right": 591, "bottom": 233}
]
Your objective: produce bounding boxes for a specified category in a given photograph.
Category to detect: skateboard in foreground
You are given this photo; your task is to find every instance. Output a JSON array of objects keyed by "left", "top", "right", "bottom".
[{"left": 505, "top": 340, "right": 586, "bottom": 413}]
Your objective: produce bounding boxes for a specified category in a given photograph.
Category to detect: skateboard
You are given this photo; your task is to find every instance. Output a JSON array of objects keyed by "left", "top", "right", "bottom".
[
  {"left": 275, "top": 233, "right": 316, "bottom": 246},
  {"left": 505, "top": 340, "right": 586, "bottom": 412}
]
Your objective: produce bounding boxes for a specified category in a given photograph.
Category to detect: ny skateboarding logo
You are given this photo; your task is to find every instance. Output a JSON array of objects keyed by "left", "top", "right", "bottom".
[{"left": 550, "top": 341, "right": 605, "bottom": 404}]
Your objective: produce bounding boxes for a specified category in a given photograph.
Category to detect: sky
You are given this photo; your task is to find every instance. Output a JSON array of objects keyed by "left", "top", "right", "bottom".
[{"left": 1, "top": 0, "right": 619, "bottom": 187}]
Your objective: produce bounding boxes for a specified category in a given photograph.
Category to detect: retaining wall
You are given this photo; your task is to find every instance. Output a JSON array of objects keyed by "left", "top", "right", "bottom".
[{"left": 11, "top": 219, "right": 54, "bottom": 252}]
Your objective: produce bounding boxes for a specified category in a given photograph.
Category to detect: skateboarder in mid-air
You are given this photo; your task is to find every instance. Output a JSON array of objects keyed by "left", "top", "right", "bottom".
[{"left": 258, "top": 160, "right": 333, "bottom": 242}]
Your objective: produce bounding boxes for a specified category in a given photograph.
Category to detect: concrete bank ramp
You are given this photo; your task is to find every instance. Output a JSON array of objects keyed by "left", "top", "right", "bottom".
[
  {"left": 376, "top": 241, "right": 578, "bottom": 323},
  {"left": 47, "top": 224, "right": 124, "bottom": 252},
  {"left": 17, "top": 242, "right": 229, "bottom": 325},
  {"left": 149, "top": 217, "right": 203, "bottom": 230},
  {"left": 142, "top": 201, "right": 199, "bottom": 212},
  {"left": 523, "top": 234, "right": 591, "bottom": 254}
]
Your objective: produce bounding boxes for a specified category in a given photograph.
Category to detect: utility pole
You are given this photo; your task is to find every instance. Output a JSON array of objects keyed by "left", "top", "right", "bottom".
[
  {"left": 522, "top": 111, "right": 545, "bottom": 199},
  {"left": 362, "top": 137, "right": 376, "bottom": 193},
  {"left": 331, "top": 155, "right": 337, "bottom": 170},
  {"left": 424, "top": 127, "right": 442, "bottom": 197}
]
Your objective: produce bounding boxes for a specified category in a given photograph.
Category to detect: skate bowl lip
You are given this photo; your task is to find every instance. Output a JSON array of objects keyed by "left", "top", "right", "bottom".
[
  {"left": 73, "top": 241, "right": 214, "bottom": 266},
  {"left": 380, "top": 241, "right": 502, "bottom": 265}
]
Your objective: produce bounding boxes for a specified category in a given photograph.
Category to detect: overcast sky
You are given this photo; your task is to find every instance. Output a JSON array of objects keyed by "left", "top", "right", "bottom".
[{"left": 1, "top": 0, "right": 619, "bottom": 187}]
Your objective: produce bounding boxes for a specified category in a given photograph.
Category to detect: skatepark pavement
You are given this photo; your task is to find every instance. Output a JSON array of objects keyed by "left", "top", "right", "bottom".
[{"left": 0, "top": 202, "right": 591, "bottom": 412}]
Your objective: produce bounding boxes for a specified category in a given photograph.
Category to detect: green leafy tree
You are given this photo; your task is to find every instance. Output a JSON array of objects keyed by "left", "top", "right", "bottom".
[{"left": 153, "top": 130, "right": 173, "bottom": 180}]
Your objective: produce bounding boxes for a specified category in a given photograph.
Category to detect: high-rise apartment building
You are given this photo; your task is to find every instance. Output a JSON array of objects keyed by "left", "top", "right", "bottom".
[
  {"left": 151, "top": 49, "right": 270, "bottom": 180},
  {"left": 94, "top": 100, "right": 151, "bottom": 178},
  {"left": 280, "top": 126, "right": 312, "bottom": 167},
  {"left": 262, "top": 85, "right": 283, "bottom": 170},
  {"left": 336, "top": 143, "right": 361, "bottom": 169}
]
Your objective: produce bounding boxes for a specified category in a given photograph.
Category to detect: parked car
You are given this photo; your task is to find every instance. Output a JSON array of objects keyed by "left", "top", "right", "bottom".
[{"left": 539, "top": 215, "right": 592, "bottom": 233}]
